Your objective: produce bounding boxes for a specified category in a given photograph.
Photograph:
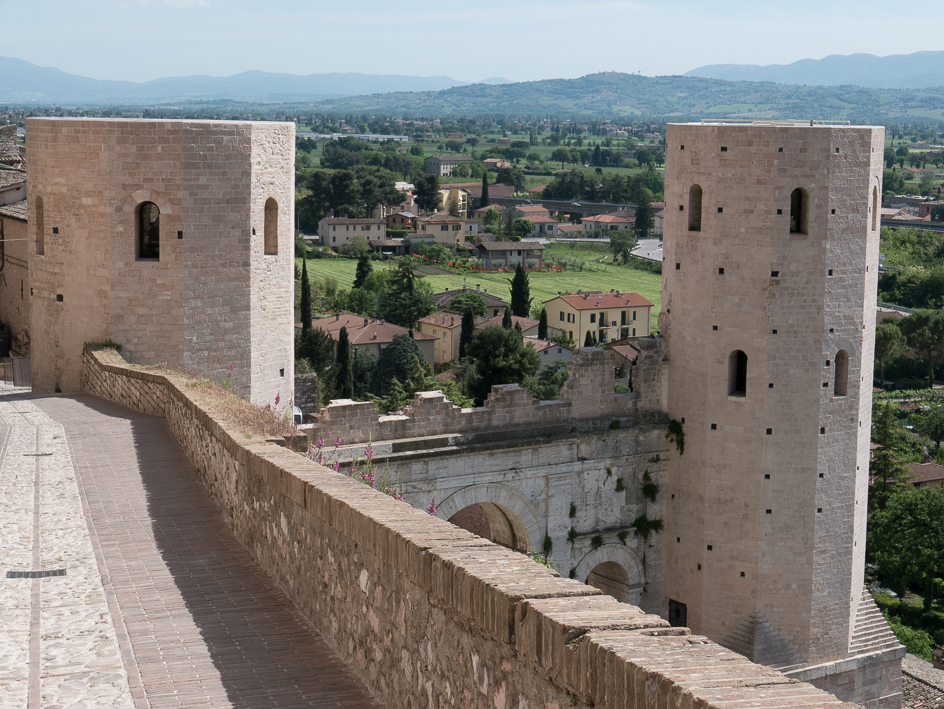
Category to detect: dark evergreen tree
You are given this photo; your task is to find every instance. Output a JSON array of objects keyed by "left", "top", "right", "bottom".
[
  {"left": 300, "top": 256, "right": 313, "bottom": 331},
  {"left": 502, "top": 307, "right": 513, "bottom": 329},
  {"left": 584, "top": 330, "right": 594, "bottom": 347},
  {"left": 509, "top": 262, "right": 532, "bottom": 317},
  {"left": 370, "top": 333, "right": 424, "bottom": 396},
  {"left": 633, "top": 199, "right": 655, "bottom": 239},
  {"left": 466, "top": 326, "right": 541, "bottom": 405},
  {"left": 480, "top": 172, "right": 490, "bottom": 208},
  {"left": 459, "top": 308, "right": 475, "bottom": 358},
  {"left": 538, "top": 308, "right": 548, "bottom": 340},
  {"left": 335, "top": 326, "right": 354, "bottom": 399},
  {"left": 592, "top": 145, "right": 602, "bottom": 166},
  {"left": 353, "top": 254, "right": 372, "bottom": 290}
]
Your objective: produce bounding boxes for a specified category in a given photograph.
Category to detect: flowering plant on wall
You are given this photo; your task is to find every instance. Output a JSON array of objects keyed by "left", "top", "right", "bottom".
[{"left": 308, "top": 436, "right": 404, "bottom": 501}]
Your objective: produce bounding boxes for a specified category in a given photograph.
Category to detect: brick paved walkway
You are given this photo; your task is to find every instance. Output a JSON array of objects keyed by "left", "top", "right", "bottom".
[{"left": 2, "top": 394, "right": 379, "bottom": 709}]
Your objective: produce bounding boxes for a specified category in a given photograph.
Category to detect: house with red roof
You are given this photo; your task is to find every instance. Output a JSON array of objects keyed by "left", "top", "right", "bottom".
[
  {"left": 580, "top": 213, "right": 634, "bottom": 234},
  {"left": 543, "top": 290, "right": 653, "bottom": 344},
  {"left": 299, "top": 313, "right": 436, "bottom": 364}
]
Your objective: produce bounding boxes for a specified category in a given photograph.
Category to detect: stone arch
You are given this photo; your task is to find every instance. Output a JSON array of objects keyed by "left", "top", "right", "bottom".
[
  {"left": 573, "top": 544, "right": 644, "bottom": 606},
  {"left": 122, "top": 188, "right": 173, "bottom": 218},
  {"left": 436, "top": 484, "right": 543, "bottom": 553}
]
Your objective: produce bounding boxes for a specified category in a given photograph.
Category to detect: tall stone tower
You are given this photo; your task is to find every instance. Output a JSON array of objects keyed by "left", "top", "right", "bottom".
[
  {"left": 27, "top": 118, "right": 295, "bottom": 407},
  {"left": 660, "top": 121, "right": 902, "bottom": 709}
]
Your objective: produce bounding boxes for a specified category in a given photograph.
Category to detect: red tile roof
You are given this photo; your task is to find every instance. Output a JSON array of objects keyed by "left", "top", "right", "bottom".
[
  {"left": 906, "top": 462, "right": 944, "bottom": 485},
  {"left": 299, "top": 313, "right": 436, "bottom": 344},
  {"left": 554, "top": 292, "right": 653, "bottom": 310},
  {"left": 478, "top": 315, "right": 540, "bottom": 331},
  {"left": 582, "top": 214, "right": 634, "bottom": 224}
]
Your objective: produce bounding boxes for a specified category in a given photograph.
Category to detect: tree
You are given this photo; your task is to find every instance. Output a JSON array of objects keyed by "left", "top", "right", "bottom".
[
  {"left": 459, "top": 308, "right": 475, "bottom": 358},
  {"left": 874, "top": 321, "right": 907, "bottom": 384},
  {"left": 868, "top": 487, "right": 944, "bottom": 611},
  {"left": 898, "top": 309, "right": 944, "bottom": 385},
  {"left": 295, "top": 327, "right": 334, "bottom": 376},
  {"left": 414, "top": 174, "right": 442, "bottom": 212},
  {"left": 482, "top": 208, "right": 500, "bottom": 230},
  {"left": 870, "top": 401, "right": 915, "bottom": 510},
  {"left": 335, "top": 327, "right": 354, "bottom": 399},
  {"left": 512, "top": 218, "right": 534, "bottom": 240},
  {"left": 448, "top": 192, "right": 461, "bottom": 217},
  {"left": 300, "top": 256, "right": 313, "bottom": 331},
  {"left": 351, "top": 348, "right": 379, "bottom": 399},
  {"left": 913, "top": 402, "right": 944, "bottom": 448},
  {"left": 341, "top": 234, "right": 369, "bottom": 258},
  {"left": 584, "top": 330, "right": 594, "bottom": 347},
  {"left": 509, "top": 262, "right": 532, "bottom": 317},
  {"left": 450, "top": 292, "right": 487, "bottom": 317},
  {"left": 370, "top": 333, "right": 424, "bottom": 396},
  {"left": 883, "top": 169, "right": 904, "bottom": 195},
  {"left": 480, "top": 172, "right": 490, "bottom": 208},
  {"left": 523, "top": 358, "right": 569, "bottom": 401},
  {"left": 633, "top": 200, "right": 655, "bottom": 239},
  {"left": 502, "top": 307, "right": 513, "bottom": 329},
  {"left": 538, "top": 307, "right": 548, "bottom": 340},
  {"left": 465, "top": 326, "right": 541, "bottom": 405},
  {"left": 353, "top": 255, "right": 372, "bottom": 290},
  {"left": 551, "top": 148, "right": 570, "bottom": 169},
  {"left": 609, "top": 231, "right": 637, "bottom": 264}
]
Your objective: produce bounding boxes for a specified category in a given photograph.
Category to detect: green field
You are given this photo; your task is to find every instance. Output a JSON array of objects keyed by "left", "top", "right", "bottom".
[{"left": 299, "top": 255, "right": 662, "bottom": 330}]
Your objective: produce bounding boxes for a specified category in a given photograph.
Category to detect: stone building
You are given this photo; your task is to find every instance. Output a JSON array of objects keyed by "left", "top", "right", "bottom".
[
  {"left": 660, "top": 121, "right": 901, "bottom": 708},
  {"left": 26, "top": 118, "right": 295, "bottom": 405}
]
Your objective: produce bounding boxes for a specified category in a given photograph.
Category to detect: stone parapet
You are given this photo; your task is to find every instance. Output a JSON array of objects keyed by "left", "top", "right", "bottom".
[
  {"left": 82, "top": 346, "right": 857, "bottom": 709},
  {"left": 314, "top": 344, "right": 668, "bottom": 445}
]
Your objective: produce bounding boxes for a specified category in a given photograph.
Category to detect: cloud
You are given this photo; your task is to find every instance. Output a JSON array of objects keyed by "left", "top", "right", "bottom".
[{"left": 135, "top": 0, "right": 208, "bottom": 7}]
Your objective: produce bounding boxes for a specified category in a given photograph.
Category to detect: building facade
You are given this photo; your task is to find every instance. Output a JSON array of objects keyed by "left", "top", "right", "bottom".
[
  {"left": 318, "top": 217, "right": 387, "bottom": 248},
  {"left": 544, "top": 292, "right": 652, "bottom": 344},
  {"left": 27, "top": 118, "right": 295, "bottom": 406},
  {"left": 660, "top": 121, "right": 901, "bottom": 708},
  {"left": 424, "top": 155, "right": 472, "bottom": 177}
]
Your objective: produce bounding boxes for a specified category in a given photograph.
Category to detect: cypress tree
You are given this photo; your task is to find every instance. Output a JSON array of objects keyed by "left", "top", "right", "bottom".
[
  {"left": 502, "top": 307, "right": 513, "bottom": 329},
  {"left": 353, "top": 254, "right": 372, "bottom": 290},
  {"left": 509, "top": 262, "right": 532, "bottom": 317},
  {"left": 538, "top": 308, "right": 548, "bottom": 340},
  {"left": 459, "top": 308, "right": 475, "bottom": 358},
  {"left": 335, "top": 326, "right": 354, "bottom": 399},
  {"left": 584, "top": 330, "right": 594, "bottom": 347},
  {"left": 480, "top": 172, "right": 490, "bottom": 208},
  {"left": 300, "top": 256, "right": 312, "bottom": 331}
]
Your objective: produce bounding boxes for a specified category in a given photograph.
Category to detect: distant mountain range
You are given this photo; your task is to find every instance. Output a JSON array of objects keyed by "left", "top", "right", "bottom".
[
  {"left": 685, "top": 51, "right": 944, "bottom": 89},
  {"left": 0, "top": 57, "right": 509, "bottom": 104}
]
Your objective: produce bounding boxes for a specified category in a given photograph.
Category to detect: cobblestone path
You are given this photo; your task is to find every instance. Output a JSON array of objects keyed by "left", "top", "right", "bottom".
[{"left": 1, "top": 395, "right": 379, "bottom": 709}]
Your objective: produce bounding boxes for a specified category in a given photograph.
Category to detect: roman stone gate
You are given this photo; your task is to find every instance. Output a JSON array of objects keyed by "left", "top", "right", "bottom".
[{"left": 308, "top": 346, "right": 670, "bottom": 614}]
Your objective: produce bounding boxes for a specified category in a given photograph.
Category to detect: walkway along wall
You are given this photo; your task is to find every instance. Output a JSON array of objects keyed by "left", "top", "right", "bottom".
[{"left": 83, "top": 347, "right": 858, "bottom": 709}]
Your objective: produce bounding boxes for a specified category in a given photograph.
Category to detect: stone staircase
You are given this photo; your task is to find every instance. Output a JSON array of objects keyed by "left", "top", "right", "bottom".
[{"left": 850, "top": 586, "right": 902, "bottom": 656}]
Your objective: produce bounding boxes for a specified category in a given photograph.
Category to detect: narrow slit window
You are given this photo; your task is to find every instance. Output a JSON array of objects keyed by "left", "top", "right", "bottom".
[
  {"left": 137, "top": 201, "right": 160, "bottom": 260},
  {"left": 834, "top": 349, "right": 849, "bottom": 397},
  {"left": 871, "top": 186, "right": 879, "bottom": 231},
  {"left": 728, "top": 350, "right": 747, "bottom": 397},
  {"left": 35, "top": 195, "right": 45, "bottom": 256},
  {"left": 790, "top": 188, "right": 808, "bottom": 235},
  {"left": 264, "top": 198, "right": 279, "bottom": 255},
  {"left": 688, "top": 184, "right": 702, "bottom": 232}
]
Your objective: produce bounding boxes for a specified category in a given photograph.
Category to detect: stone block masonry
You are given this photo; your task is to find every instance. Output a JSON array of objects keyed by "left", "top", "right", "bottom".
[
  {"left": 83, "top": 346, "right": 858, "bottom": 709},
  {"left": 26, "top": 118, "right": 294, "bottom": 408}
]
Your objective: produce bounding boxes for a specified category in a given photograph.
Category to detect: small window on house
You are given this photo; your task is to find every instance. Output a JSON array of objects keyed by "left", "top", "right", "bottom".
[
  {"left": 688, "top": 185, "right": 703, "bottom": 232},
  {"left": 35, "top": 195, "right": 45, "bottom": 256},
  {"left": 559, "top": 312, "right": 564, "bottom": 321},
  {"left": 834, "top": 349, "right": 849, "bottom": 397},
  {"left": 264, "top": 198, "right": 278, "bottom": 255},
  {"left": 790, "top": 188, "right": 808, "bottom": 234},
  {"left": 632, "top": 311, "right": 636, "bottom": 321},
  {"left": 728, "top": 350, "right": 747, "bottom": 397},
  {"left": 590, "top": 314, "right": 596, "bottom": 324},
  {"left": 137, "top": 201, "right": 160, "bottom": 260}
]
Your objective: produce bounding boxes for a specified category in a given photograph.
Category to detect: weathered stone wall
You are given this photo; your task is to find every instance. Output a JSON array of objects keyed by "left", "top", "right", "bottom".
[
  {"left": 83, "top": 347, "right": 857, "bottom": 709},
  {"left": 0, "top": 214, "right": 30, "bottom": 354},
  {"left": 26, "top": 118, "right": 294, "bottom": 407},
  {"left": 312, "top": 342, "right": 667, "bottom": 445}
]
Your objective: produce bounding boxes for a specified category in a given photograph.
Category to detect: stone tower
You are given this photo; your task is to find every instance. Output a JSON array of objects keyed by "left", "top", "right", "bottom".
[
  {"left": 27, "top": 118, "right": 295, "bottom": 407},
  {"left": 661, "top": 121, "right": 902, "bottom": 708}
]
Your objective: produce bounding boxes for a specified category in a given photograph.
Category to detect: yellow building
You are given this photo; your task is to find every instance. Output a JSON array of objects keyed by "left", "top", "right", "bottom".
[
  {"left": 417, "top": 311, "right": 485, "bottom": 365},
  {"left": 543, "top": 291, "right": 653, "bottom": 344}
]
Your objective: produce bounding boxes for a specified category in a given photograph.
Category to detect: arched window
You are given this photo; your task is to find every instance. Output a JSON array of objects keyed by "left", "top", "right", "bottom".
[
  {"left": 264, "top": 197, "right": 278, "bottom": 255},
  {"left": 834, "top": 350, "right": 849, "bottom": 397},
  {"left": 137, "top": 201, "right": 160, "bottom": 260},
  {"left": 688, "top": 184, "right": 702, "bottom": 232},
  {"left": 789, "top": 188, "right": 808, "bottom": 234},
  {"left": 728, "top": 350, "right": 747, "bottom": 397},
  {"left": 871, "top": 186, "right": 878, "bottom": 232},
  {"left": 35, "top": 196, "right": 45, "bottom": 256}
]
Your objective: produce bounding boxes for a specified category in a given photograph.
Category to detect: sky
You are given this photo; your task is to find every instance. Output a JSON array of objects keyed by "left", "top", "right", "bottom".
[{"left": 2, "top": 0, "right": 943, "bottom": 84}]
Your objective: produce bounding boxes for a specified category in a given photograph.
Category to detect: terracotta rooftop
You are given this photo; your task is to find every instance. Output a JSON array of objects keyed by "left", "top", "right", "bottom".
[
  {"left": 478, "top": 314, "right": 540, "bottom": 331},
  {"left": 432, "top": 287, "right": 507, "bottom": 308},
  {"left": 516, "top": 205, "right": 549, "bottom": 213},
  {"left": 428, "top": 154, "right": 472, "bottom": 161},
  {"left": 553, "top": 292, "right": 654, "bottom": 310},
  {"left": 419, "top": 310, "right": 486, "bottom": 329},
  {"left": 525, "top": 338, "right": 572, "bottom": 354},
  {"left": 582, "top": 214, "right": 634, "bottom": 224},
  {"left": 0, "top": 198, "right": 27, "bottom": 221},
  {"left": 905, "top": 462, "right": 944, "bottom": 485},
  {"left": 478, "top": 240, "right": 545, "bottom": 252},
  {"left": 299, "top": 313, "right": 436, "bottom": 344},
  {"left": 0, "top": 168, "right": 26, "bottom": 190}
]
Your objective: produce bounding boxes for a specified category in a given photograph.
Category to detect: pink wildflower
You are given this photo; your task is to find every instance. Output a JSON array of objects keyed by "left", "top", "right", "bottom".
[
  {"left": 274, "top": 393, "right": 280, "bottom": 406},
  {"left": 426, "top": 501, "right": 437, "bottom": 515},
  {"left": 365, "top": 447, "right": 374, "bottom": 460},
  {"left": 331, "top": 460, "right": 340, "bottom": 472},
  {"left": 335, "top": 437, "right": 342, "bottom": 448},
  {"left": 317, "top": 438, "right": 325, "bottom": 449}
]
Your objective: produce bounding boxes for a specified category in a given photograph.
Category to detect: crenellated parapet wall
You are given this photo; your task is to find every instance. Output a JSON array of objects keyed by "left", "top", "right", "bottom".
[
  {"left": 313, "top": 342, "right": 669, "bottom": 445},
  {"left": 82, "top": 346, "right": 857, "bottom": 709}
]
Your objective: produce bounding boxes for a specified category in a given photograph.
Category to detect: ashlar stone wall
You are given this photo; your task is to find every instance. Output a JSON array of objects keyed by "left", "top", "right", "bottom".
[{"left": 83, "top": 346, "right": 857, "bottom": 709}]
